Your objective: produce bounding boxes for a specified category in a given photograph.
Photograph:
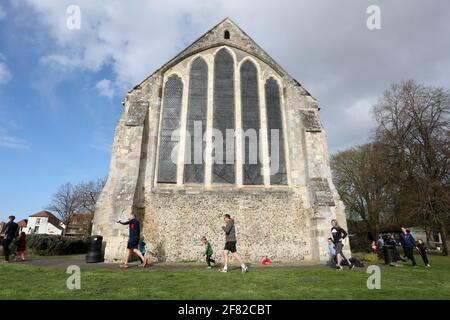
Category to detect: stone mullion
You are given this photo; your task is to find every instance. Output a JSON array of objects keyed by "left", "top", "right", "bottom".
[
  {"left": 235, "top": 59, "right": 243, "bottom": 187},
  {"left": 204, "top": 55, "right": 214, "bottom": 187},
  {"left": 279, "top": 83, "right": 292, "bottom": 186},
  {"left": 153, "top": 75, "right": 166, "bottom": 187},
  {"left": 259, "top": 76, "right": 271, "bottom": 187}
]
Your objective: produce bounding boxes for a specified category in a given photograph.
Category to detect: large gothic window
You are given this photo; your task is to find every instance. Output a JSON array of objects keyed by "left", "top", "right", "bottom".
[
  {"left": 265, "top": 78, "right": 287, "bottom": 184},
  {"left": 157, "top": 75, "right": 183, "bottom": 183},
  {"left": 212, "top": 48, "right": 235, "bottom": 183},
  {"left": 240, "top": 60, "right": 263, "bottom": 184},
  {"left": 184, "top": 57, "right": 208, "bottom": 183}
]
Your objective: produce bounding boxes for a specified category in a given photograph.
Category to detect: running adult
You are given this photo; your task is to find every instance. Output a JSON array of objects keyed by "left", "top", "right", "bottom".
[
  {"left": 117, "top": 214, "right": 148, "bottom": 268},
  {"left": 330, "top": 219, "right": 354, "bottom": 270},
  {"left": 219, "top": 214, "right": 247, "bottom": 273}
]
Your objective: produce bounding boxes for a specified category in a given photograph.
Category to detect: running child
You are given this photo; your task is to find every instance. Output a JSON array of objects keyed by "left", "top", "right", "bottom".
[
  {"left": 201, "top": 236, "right": 215, "bottom": 269},
  {"left": 16, "top": 232, "right": 26, "bottom": 261},
  {"left": 416, "top": 239, "right": 431, "bottom": 267}
]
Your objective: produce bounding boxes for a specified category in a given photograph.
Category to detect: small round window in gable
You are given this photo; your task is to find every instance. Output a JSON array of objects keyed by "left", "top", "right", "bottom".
[{"left": 224, "top": 30, "right": 230, "bottom": 39}]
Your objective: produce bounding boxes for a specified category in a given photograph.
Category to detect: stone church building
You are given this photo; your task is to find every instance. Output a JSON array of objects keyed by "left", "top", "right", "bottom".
[{"left": 92, "top": 18, "right": 350, "bottom": 263}]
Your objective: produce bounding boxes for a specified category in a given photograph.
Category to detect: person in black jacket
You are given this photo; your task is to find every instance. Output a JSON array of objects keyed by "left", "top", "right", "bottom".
[
  {"left": 387, "top": 234, "right": 405, "bottom": 263},
  {"left": 416, "top": 239, "right": 431, "bottom": 267},
  {"left": 2, "top": 215, "right": 19, "bottom": 262},
  {"left": 331, "top": 219, "right": 354, "bottom": 270},
  {"left": 117, "top": 214, "right": 148, "bottom": 269}
]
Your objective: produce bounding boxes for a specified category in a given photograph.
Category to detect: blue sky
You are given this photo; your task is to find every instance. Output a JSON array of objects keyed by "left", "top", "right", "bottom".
[
  {"left": 0, "top": 1, "right": 122, "bottom": 221},
  {"left": 1, "top": 0, "right": 449, "bottom": 222}
]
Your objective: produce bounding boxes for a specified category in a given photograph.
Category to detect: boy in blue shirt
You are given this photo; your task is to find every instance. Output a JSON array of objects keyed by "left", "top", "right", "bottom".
[{"left": 327, "top": 238, "right": 336, "bottom": 265}]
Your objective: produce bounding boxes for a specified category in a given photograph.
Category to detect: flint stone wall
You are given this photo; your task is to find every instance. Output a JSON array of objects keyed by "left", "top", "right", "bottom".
[{"left": 143, "top": 191, "right": 310, "bottom": 262}]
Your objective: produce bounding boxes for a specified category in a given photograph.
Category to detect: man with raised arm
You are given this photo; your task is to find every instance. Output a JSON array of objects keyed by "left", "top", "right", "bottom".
[{"left": 117, "top": 213, "right": 148, "bottom": 269}]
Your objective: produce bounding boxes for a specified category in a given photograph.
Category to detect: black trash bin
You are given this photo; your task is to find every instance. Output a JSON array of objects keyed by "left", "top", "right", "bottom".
[
  {"left": 86, "top": 235, "right": 104, "bottom": 263},
  {"left": 382, "top": 245, "right": 394, "bottom": 265}
]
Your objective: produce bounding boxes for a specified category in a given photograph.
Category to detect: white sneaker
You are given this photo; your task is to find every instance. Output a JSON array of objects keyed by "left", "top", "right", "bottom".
[
  {"left": 219, "top": 268, "right": 228, "bottom": 273},
  {"left": 241, "top": 265, "right": 248, "bottom": 273}
]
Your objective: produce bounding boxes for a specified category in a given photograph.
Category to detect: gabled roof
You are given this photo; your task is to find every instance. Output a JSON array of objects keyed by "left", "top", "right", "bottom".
[
  {"left": 132, "top": 17, "right": 312, "bottom": 97},
  {"left": 30, "top": 210, "right": 58, "bottom": 219},
  {"left": 17, "top": 219, "right": 27, "bottom": 228},
  {"left": 29, "top": 210, "right": 63, "bottom": 230}
]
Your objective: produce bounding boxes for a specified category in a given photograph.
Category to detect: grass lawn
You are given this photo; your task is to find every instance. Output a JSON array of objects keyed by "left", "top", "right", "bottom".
[{"left": 0, "top": 255, "right": 449, "bottom": 300}]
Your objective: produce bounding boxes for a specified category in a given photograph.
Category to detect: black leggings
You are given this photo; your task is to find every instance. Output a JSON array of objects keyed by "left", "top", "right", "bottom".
[
  {"left": 3, "top": 239, "right": 12, "bottom": 262},
  {"left": 335, "top": 242, "right": 351, "bottom": 266},
  {"left": 206, "top": 255, "right": 215, "bottom": 266},
  {"left": 404, "top": 247, "right": 417, "bottom": 266},
  {"left": 419, "top": 253, "right": 429, "bottom": 265}
]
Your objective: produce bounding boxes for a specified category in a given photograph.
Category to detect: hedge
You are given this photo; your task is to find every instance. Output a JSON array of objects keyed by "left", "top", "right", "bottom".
[
  {"left": 24, "top": 234, "right": 89, "bottom": 256},
  {"left": 349, "top": 235, "right": 371, "bottom": 253}
]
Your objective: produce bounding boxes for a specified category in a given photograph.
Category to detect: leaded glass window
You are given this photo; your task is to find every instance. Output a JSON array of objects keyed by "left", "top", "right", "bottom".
[
  {"left": 157, "top": 75, "right": 183, "bottom": 183},
  {"left": 265, "top": 78, "right": 287, "bottom": 184},
  {"left": 212, "top": 48, "right": 235, "bottom": 183},
  {"left": 184, "top": 57, "right": 208, "bottom": 183},
  {"left": 241, "top": 60, "right": 263, "bottom": 185}
]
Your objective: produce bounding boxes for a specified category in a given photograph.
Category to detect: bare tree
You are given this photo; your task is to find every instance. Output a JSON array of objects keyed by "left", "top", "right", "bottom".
[
  {"left": 331, "top": 143, "right": 389, "bottom": 239},
  {"left": 373, "top": 80, "right": 450, "bottom": 255},
  {"left": 76, "top": 178, "right": 106, "bottom": 234},
  {"left": 76, "top": 178, "right": 106, "bottom": 215},
  {"left": 48, "top": 182, "right": 82, "bottom": 236}
]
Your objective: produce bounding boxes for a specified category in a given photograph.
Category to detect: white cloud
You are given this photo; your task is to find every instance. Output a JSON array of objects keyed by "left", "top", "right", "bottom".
[
  {"left": 40, "top": 54, "right": 86, "bottom": 71},
  {"left": 22, "top": 0, "right": 219, "bottom": 91},
  {"left": 95, "top": 79, "right": 114, "bottom": 98},
  {"left": 18, "top": 0, "right": 450, "bottom": 152},
  {"left": 0, "top": 62, "right": 12, "bottom": 84},
  {"left": 89, "top": 142, "right": 112, "bottom": 152},
  {"left": 344, "top": 98, "right": 376, "bottom": 127},
  {"left": 0, "top": 5, "right": 6, "bottom": 20},
  {"left": 325, "top": 97, "right": 377, "bottom": 153},
  {"left": 0, "top": 123, "right": 28, "bottom": 151},
  {"left": 0, "top": 134, "right": 28, "bottom": 150}
]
